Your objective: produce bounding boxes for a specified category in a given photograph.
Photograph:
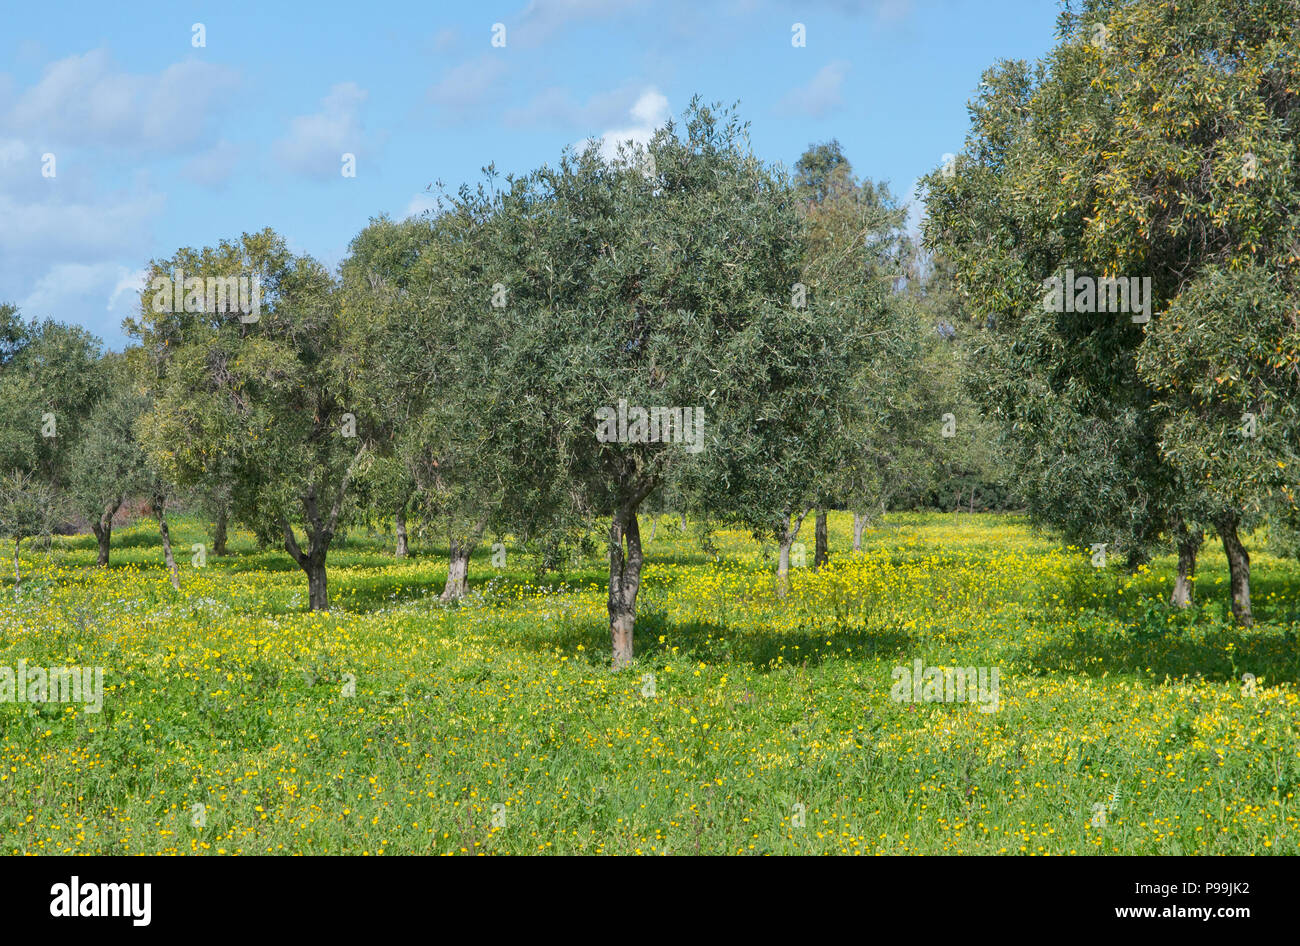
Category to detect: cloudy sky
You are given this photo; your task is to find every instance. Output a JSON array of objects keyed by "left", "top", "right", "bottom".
[{"left": 0, "top": 0, "right": 1060, "bottom": 349}]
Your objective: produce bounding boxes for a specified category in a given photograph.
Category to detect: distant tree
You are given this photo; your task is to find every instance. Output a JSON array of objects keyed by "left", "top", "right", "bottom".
[
  {"left": 0, "top": 305, "right": 102, "bottom": 577},
  {"left": 338, "top": 214, "right": 435, "bottom": 560},
  {"left": 794, "top": 140, "right": 852, "bottom": 204},
  {"left": 125, "top": 232, "right": 287, "bottom": 566},
  {"left": 920, "top": 1, "right": 1291, "bottom": 615},
  {"left": 69, "top": 355, "right": 150, "bottom": 566},
  {"left": 791, "top": 143, "right": 919, "bottom": 566},
  {"left": 0, "top": 471, "right": 57, "bottom": 583},
  {"left": 130, "top": 231, "right": 366, "bottom": 610},
  {"left": 493, "top": 100, "right": 881, "bottom": 664}
]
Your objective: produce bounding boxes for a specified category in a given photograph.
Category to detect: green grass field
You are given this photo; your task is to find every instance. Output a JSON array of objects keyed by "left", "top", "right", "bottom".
[{"left": 2, "top": 512, "right": 1297, "bottom": 854}]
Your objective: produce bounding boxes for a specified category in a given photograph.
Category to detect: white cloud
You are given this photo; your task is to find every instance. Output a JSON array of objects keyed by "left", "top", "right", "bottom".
[
  {"left": 182, "top": 140, "right": 241, "bottom": 189},
  {"left": 433, "top": 28, "right": 460, "bottom": 52},
  {"left": 578, "top": 87, "right": 670, "bottom": 161},
  {"left": 504, "top": 85, "right": 642, "bottom": 130},
  {"left": 427, "top": 56, "right": 508, "bottom": 118},
  {"left": 774, "top": 60, "right": 850, "bottom": 118},
  {"left": 512, "top": 0, "right": 648, "bottom": 47},
  {"left": 109, "top": 267, "right": 149, "bottom": 313},
  {"left": 15, "top": 262, "right": 146, "bottom": 344},
  {"left": 404, "top": 191, "right": 441, "bottom": 219},
  {"left": 0, "top": 189, "right": 163, "bottom": 260},
  {"left": 903, "top": 176, "right": 926, "bottom": 241},
  {"left": 7, "top": 49, "right": 241, "bottom": 153},
  {"left": 273, "top": 82, "right": 370, "bottom": 180}
]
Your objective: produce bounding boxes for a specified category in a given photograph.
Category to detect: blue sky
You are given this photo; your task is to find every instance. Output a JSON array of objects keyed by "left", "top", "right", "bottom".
[{"left": 0, "top": 0, "right": 1064, "bottom": 349}]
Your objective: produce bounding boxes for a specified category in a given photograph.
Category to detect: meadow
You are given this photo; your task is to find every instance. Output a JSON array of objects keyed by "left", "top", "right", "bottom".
[{"left": 1, "top": 511, "right": 1297, "bottom": 855}]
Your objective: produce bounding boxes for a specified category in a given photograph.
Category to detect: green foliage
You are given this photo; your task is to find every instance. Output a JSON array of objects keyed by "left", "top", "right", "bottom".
[{"left": 129, "top": 231, "right": 365, "bottom": 608}]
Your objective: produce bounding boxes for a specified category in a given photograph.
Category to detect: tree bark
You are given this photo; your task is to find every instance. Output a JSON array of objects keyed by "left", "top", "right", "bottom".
[
  {"left": 395, "top": 507, "right": 409, "bottom": 558},
  {"left": 283, "top": 522, "right": 333, "bottom": 612},
  {"left": 852, "top": 512, "right": 868, "bottom": 551},
  {"left": 680, "top": 511, "right": 687, "bottom": 530},
  {"left": 440, "top": 519, "right": 486, "bottom": 601},
  {"left": 1216, "top": 514, "right": 1253, "bottom": 626},
  {"left": 280, "top": 450, "right": 365, "bottom": 612},
  {"left": 776, "top": 509, "right": 810, "bottom": 598},
  {"left": 305, "top": 556, "right": 327, "bottom": 610},
  {"left": 1170, "top": 527, "right": 1202, "bottom": 609},
  {"left": 156, "top": 511, "right": 181, "bottom": 591},
  {"left": 441, "top": 539, "right": 472, "bottom": 600},
  {"left": 649, "top": 514, "right": 658, "bottom": 541},
  {"left": 213, "top": 507, "right": 229, "bottom": 556},
  {"left": 813, "top": 510, "right": 828, "bottom": 570},
  {"left": 609, "top": 505, "right": 645, "bottom": 670},
  {"left": 93, "top": 519, "right": 109, "bottom": 566},
  {"left": 91, "top": 500, "right": 119, "bottom": 566}
]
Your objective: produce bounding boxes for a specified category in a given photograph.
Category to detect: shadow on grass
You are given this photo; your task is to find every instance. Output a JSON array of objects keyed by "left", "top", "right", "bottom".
[
  {"left": 501, "top": 610, "right": 916, "bottom": 673},
  {"left": 1026, "top": 624, "right": 1300, "bottom": 684}
]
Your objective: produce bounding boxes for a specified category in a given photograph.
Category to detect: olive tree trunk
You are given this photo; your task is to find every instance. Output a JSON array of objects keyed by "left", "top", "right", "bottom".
[
  {"left": 280, "top": 452, "right": 363, "bottom": 612},
  {"left": 213, "top": 506, "right": 229, "bottom": 556},
  {"left": 813, "top": 510, "right": 828, "bottom": 570},
  {"left": 852, "top": 512, "right": 868, "bottom": 551},
  {"left": 776, "top": 509, "right": 810, "bottom": 598},
  {"left": 609, "top": 505, "right": 645, "bottom": 670},
  {"left": 280, "top": 509, "right": 333, "bottom": 611},
  {"left": 284, "top": 523, "right": 333, "bottom": 611},
  {"left": 1170, "top": 527, "right": 1202, "bottom": 609},
  {"left": 440, "top": 518, "right": 487, "bottom": 601},
  {"left": 395, "top": 506, "right": 409, "bottom": 559},
  {"left": 1216, "top": 513, "right": 1253, "bottom": 626},
  {"left": 156, "top": 511, "right": 181, "bottom": 591},
  {"left": 90, "top": 500, "right": 120, "bottom": 566}
]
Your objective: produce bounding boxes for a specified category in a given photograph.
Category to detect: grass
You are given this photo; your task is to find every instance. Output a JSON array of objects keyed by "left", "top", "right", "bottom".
[{"left": 1, "top": 511, "right": 1298, "bottom": 854}]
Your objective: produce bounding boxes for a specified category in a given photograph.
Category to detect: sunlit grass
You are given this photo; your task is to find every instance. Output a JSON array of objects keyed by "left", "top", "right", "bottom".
[{"left": 1, "top": 511, "right": 1297, "bottom": 854}]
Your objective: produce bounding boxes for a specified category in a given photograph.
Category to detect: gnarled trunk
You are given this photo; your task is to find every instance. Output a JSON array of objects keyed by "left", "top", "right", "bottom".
[
  {"left": 283, "top": 521, "right": 336, "bottom": 613},
  {"left": 776, "top": 509, "right": 810, "bottom": 598},
  {"left": 440, "top": 518, "right": 486, "bottom": 601},
  {"left": 156, "top": 511, "right": 181, "bottom": 590},
  {"left": 91, "top": 501, "right": 119, "bottom": 566},
  {"left": 93, "top": 519, "right": 109, "bottom": 566},
  {"left": 813, "top": 510, "right": 828, "bottom": 570},
  {"left": 1170, "top": 527, "right": 1202, "bottom": 609},
  {"left": 213, "top": 507, "right": 229, "bottom": 556},
  {"left": 395, "top": 507, "right": 409, "bottom": 558},
  {"left": 279, "top": 453, "right": 362, "bottom": 613},
  {"left": 852, "top": 512, "right": 868, "bottom": 551},
  {"left": 306, "top": 556, "right": 328, "bottom": 610},
  {"left": 441, "top": 539, "right": 472, "bottom": 600},
  {"left": 608, "top": 504, "right": 646, "bottom": 670},
  {"left": 1216, "top": 514, "right": 1253, "bottom": 626}
]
